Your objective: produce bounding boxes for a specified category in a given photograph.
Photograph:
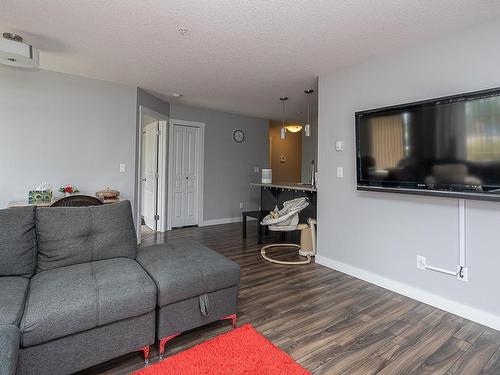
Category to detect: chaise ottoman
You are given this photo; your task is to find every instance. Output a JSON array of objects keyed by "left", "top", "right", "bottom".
[{"left": 137, "top": 240, "right": 240, "bottom": 358}]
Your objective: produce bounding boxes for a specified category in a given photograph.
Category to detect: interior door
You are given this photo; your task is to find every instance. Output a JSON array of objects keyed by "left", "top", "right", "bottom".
[
  {"left": 172, "top": 124, "right": 199, "bottom": 227},
  {"left": 141, "top": 119, "right": 159, "bottom": 230}
]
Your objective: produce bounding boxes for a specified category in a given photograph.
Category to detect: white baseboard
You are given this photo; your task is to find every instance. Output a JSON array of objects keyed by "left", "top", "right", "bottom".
[
  {"left": 200, "top": 216, "right": 257, "bottom": 227},
  {"left": 315, "top": 255, "right": 500, "bottom": 331}
]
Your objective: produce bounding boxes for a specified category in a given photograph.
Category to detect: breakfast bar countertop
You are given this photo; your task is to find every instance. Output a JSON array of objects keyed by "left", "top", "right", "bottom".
[{"left": 250, "top": 182, "right": 317, "bottom": 192}]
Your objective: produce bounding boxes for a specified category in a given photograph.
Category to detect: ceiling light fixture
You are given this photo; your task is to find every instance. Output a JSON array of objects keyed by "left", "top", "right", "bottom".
[
  {"left": 178, "top": 27, "right": 188, "bottom": 36},
  {"left": 304, "top": 89, "right": 314, "bottom": 137},
  {"left": 280, "top": 97, "right": 288, "bottom": 140},
  {"left": 285, "top": 124, "right": 302, "bottom": 133},
  {"left": 172, "top": 92, "right": 183, "bottom": 98},
  {"left": 0, "top": 33, "right": 39, "bottom": 69}
]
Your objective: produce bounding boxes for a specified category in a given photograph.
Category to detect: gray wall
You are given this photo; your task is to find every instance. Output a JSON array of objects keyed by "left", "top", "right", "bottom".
[
  {"left": 317, "top": 18, "right": 500, "bottom": 324},
  {"left": 170, "top": 104, "right": 268, "bottom": 221},
  {"left": 0, "top": 69, "right": 137, "bottom": 210},
  {"left": 137, "top": 88, "right": 170, "bottom": 116},
  {"left": 301, "top": 114, "right": 318, "bottom": 183}
]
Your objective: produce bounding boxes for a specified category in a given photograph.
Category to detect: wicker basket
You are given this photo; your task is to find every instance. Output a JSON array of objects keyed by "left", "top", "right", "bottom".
[{"left": 96, "top": 188, "right": 120, "bottom": 200}]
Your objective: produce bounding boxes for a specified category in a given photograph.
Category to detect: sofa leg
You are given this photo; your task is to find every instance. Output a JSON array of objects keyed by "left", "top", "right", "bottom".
[
  {"left": 159, "top": 332, "right": 181, "bottom": 359},
  {"left": 141, "top": 346, "right": 150, "bottom": 364},
  {"left": 222, "top": 313, "right": 237, "bottom": 328}
]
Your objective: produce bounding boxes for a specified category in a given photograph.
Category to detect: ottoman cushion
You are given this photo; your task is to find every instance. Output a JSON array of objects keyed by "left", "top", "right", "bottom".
[{"left": 137, "top": 240, "right": 240, "bottom": 307}]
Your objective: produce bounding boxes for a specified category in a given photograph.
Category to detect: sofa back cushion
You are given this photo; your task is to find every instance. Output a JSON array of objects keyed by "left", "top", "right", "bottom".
[
  {"left": 0, "top": 207, "right": 37, "bottom": 277},
  {"left": 36, "top": 201, "right": 137, "bottom": 272}
]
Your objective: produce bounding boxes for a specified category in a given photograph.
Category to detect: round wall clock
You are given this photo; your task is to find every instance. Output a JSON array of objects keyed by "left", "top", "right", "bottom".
[{"left": 233, "top": 129, "right": 245, "bottom": 143}]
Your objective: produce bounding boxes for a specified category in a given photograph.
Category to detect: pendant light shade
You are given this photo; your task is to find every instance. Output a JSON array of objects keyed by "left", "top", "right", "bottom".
[
  {"left": 304, "top": 89, "right": 314, "bottom": 137},
  {"left": 280, "top": 97, "right": 288, "bottom": 140},
  {"left": 304, "top": 124, "right": 311, "bottom": 137},
  {"left": 285, "top": 124, "right": 302, "bottom": 133}
]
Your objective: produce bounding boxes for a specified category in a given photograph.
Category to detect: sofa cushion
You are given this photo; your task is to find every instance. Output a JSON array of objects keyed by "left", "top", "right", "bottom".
[
  {"left": 20, "top": 258, "right": 156, "bottom": 347},
  {"left": 0, "top": 325, "right": 19, "bottom": 375},
  {"left": 35, "top": 201, "right": 137, "bottom": 272},
  {"left": 137, "top": 241, "right": 240, "bottom": 307},
  {"left": 0, "top": 277, "right": 30, "bottom": 326},
  {"left": 0, "top": 206, "right": 36, "bottom": 277}
]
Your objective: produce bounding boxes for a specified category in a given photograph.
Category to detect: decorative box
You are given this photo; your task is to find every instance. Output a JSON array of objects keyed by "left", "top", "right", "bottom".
[{"left": 28, "top": 190, "right": 52, "bottom": 204}]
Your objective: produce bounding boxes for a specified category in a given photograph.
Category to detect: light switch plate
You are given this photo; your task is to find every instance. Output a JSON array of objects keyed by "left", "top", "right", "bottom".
[
  {"left": 335, "top": 141, "right": 344, "bottom": 152},
  {"left": 336, "top": 166, "right": 344, "bottom": 178}
]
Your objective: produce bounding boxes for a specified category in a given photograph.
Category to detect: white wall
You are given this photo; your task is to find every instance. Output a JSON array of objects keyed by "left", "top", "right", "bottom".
[
  {"left": 317, "top": 19, "right": 500, "bottom": 329},
  {"left": 0, "top": 69, "right": 137, "bottom": 210},
  {"left": 170, "top": 104, "right": 268, "bottom": 222}
]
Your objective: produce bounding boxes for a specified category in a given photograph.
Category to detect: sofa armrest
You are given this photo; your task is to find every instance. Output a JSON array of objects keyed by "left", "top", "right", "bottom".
[{"left": 0, "top": 325, "right": 20, "bottom": 375}]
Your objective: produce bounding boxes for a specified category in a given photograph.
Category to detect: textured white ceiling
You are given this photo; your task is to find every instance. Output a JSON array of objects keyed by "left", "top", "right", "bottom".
[{"left": 1, "top": 1, "right": 500, "bottom": 120}]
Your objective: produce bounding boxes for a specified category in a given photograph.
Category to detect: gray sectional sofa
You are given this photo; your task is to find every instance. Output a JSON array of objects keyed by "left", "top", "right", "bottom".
[{"left": 0, "top": 201, "right": 240, "bottom": 375}]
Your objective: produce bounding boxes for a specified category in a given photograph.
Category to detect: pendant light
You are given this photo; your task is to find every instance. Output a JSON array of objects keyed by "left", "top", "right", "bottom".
[
  {"left": 280, "top": 97, "right": 288, "bottom": 140},
  {"left": 285, "top": 123, "right": 302, "bottom": 133},
  {"left": 304, "top": 89, "right": 314, "bottom": 137}
]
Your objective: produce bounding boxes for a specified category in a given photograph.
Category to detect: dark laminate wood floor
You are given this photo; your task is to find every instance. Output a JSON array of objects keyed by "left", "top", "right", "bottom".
[{"left": 79, "top": 222, "right": 500, "bottom": 375}]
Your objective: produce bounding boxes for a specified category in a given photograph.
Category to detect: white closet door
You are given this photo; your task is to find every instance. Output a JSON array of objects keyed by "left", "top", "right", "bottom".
[{"left": 172, "top": 124, "right": 199, "bottom": 227}]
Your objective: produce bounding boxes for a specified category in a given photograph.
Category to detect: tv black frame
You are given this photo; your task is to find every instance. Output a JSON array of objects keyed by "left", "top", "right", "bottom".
[{"left": 355, "top": 87, "right": 500, "bottom": 202}]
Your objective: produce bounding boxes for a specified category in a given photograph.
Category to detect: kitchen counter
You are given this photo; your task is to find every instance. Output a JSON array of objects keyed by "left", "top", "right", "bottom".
[{"left": 250, "top": 182, "right": 317, "bottom": 192}]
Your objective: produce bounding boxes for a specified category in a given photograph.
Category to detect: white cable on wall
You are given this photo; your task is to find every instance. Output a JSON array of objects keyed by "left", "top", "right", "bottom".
[
  {"left": 421, "top": 198, "right": 468, "bottom": 281},
  {"left": 458, "top": 198, "right": 466, "bottom": 269}
]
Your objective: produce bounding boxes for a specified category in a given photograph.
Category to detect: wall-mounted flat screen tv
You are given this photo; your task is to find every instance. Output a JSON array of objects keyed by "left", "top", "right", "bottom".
[{"left": 356, "top": 88, "right": 500, "bottom": 201}]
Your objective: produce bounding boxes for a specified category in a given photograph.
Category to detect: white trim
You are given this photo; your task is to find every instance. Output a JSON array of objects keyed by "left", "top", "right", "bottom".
[
  {"left": 315, "top": 255, "right": 500, "bottom": 331},
  {"left": 136, "top": 105, "right": 169, "bottom": 243},
  {"left": 200, "top": 216, "right": 257, "bottom": 227},
  {"left": 157, "top": 119, "right": 168, "bottom": 232},
  {"left": 170, "top": 119, "right": 206, "bottom": 128},
  {"left": 167, "top": 124, "right": 173, "bottom": 230},
  {"left": 167, "top": 119, "right": 205, "bottom": 230},
  {"left": 140, "top": 106, "right": 170, "bottom": 123}
]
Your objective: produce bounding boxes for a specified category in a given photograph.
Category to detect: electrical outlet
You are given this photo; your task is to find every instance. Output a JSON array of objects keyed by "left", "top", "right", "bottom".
[
  {"left": 254, "top": 166, "right": 260, "bottom": 173},
  {"left": 119, "top": 163, "right": 126, "bottom": 172},
  {"left": 239, "top": 202, "right": 243, "bottom": 209},
  {"left": 457, "top": 266, "right": 469, "bottom": 282},
  {"left": 416, "top": 255, "right": 426, "bottom": 270}
]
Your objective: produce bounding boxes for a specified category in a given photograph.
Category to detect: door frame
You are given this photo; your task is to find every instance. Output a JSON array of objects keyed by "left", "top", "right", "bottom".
[
  {"left": 136, "top": 105, "right": 169, "bottom": 243},
  {"left": 167, "top": 119, "right": 205, "bottom": 230}
]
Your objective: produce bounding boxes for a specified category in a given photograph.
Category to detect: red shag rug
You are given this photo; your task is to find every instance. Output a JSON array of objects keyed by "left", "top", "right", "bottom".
[{"left": 132, "top": 324, "right": 310, "bottom": 375}]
